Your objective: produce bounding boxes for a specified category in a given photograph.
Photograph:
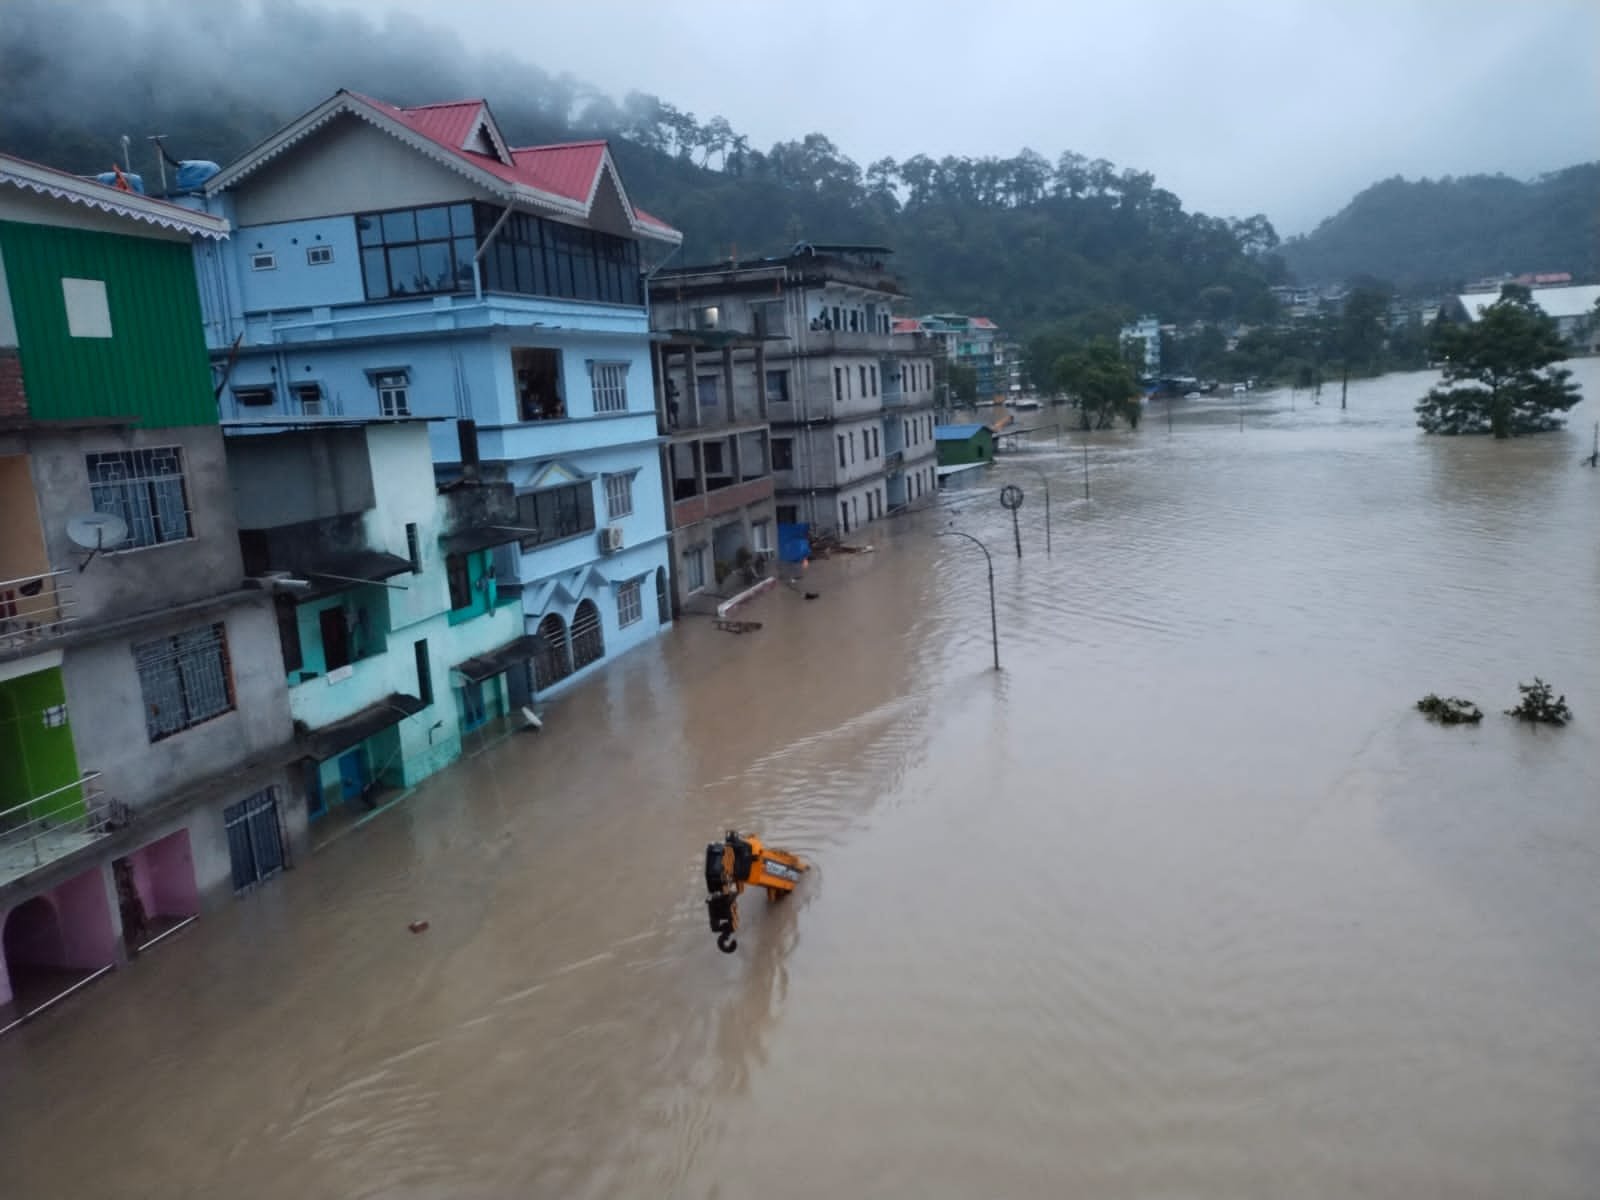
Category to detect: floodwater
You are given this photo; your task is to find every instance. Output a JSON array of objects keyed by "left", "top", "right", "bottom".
[{"left": 4, "top": 366, "right": 1600, "bottom": 1199}]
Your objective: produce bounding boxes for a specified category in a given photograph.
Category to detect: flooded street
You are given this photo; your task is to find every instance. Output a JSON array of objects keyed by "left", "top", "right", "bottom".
[{"left": 4, "top": 365, "right": 1599, "bottom": 1199}]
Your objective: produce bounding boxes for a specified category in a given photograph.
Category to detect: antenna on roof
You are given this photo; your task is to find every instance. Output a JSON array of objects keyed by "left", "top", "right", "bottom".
[{"left": 147, "top": 135, "right": 171, "bottom": 195}]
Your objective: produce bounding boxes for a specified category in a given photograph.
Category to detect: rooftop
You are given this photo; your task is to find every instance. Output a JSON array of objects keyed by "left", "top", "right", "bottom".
[
  {"left": 935, "top": 423, "right": 989, "bottom": 440},
  {"left": 0, "top": 152, "right": 231, "bottom": 240},
  {"left": 1456, "top": 284, "right": 1600, "bottom": 322}
]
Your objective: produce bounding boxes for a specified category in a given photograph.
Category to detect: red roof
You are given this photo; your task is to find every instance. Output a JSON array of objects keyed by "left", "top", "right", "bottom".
[
  {"left": 345, "top": 93, "right": 676, "bottom": 238},
  {"left": 969, "top": 316, "right": 998, "bottom": 329},
  {"left": 893, "top": 317, "right": 922, "bottom": 333}
]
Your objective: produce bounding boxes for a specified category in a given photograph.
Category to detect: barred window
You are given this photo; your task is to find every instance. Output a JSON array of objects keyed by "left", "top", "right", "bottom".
[
  {"left": 590, "top": 361, "right": 629, "bottom": 413},
  {"left": 617, "top": 579, "right": 642, "bottom": 628},
  {"left": 135, "top": 623, "right": 234, "bottom": 741},
  {"left": 86, "top": 446, "right": 191, "bottom": 549},
  {"left": 376, "top": 372, "right": 409, "bottom": 416},
  {"left": 603, "top": 472, "right": 634, "bottom": 519}
]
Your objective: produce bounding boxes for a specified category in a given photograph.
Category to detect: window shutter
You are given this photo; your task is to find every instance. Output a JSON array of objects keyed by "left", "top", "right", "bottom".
[
  {"left": 578, "top": 482, "right": 596, "bottom": 531},
  {"left": 275, "top": 596, "right": 303, "bottom": 674}
]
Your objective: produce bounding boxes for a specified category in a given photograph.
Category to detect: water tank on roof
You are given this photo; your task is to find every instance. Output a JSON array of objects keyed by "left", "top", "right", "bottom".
[
  {"left": 174, "top": 160, "right": 221, "bottom": 194},
  {"left": 95, "top": 171, "right": 145, "bottom": 194}
]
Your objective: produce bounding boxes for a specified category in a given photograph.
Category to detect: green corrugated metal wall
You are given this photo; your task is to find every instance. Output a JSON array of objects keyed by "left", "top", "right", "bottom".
[{"left": 0, "top": 219, "right": 216, "bottom": 427}]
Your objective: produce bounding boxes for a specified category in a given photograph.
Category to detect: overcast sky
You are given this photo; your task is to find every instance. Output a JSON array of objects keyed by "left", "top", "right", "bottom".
[{"left": 374, "top": 0, "right": 1595, "bottom": 234}]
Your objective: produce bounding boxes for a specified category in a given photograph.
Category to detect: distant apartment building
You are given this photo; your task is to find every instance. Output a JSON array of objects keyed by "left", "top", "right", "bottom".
[
  {"left": 1119, "top": 315, "right": 1162, "bottom": 378},
  {"left": 914, "top": 313, "right": 1007, "bottom": 404},
  {"left": 1, "top": 156, "right": 304, "bottom": 1026},
  {"left": 650, "top": 244, "right": 938, "bottom": 539},
  {"left": 179, "top": 89, "right": 682, "bottom": 705}
]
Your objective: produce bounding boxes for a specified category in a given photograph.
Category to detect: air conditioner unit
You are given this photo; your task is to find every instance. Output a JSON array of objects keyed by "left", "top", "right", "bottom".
[{"left": 599, "top": 526, "right": 624, "bottom": 553}]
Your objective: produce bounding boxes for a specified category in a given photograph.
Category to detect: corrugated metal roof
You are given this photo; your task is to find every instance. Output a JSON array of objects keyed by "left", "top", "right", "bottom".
[
  {"left": 0, "top": 153, "right": 229, "bottom": 240},
  {"left": 935, "top": 424, "right": 989, "bottom": 440},
  {"left": 1458, "top": 285, "right": 1600, "bottom": 322},
  {"left": 512, "top": 142, "right": 606, "bottom": 203},
  {"left": 892, "top": 317, "right": 922, "bottom": 333},
  {"left": 387, "top": 100, "right": 483, "bottom": 151}
]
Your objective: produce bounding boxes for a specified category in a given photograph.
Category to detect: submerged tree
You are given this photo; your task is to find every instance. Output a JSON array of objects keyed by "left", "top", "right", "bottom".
[
  {"left": 1416, "top": 288, "right": 1581, "bottom": 437},
  {"left": 1055, "top": 340, "right": 1142, "bottom": 430}
]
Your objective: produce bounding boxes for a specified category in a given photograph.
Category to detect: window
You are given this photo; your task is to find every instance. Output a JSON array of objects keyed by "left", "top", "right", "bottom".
[
  {"left": 477, "top": 207, "right": 642, "bottom": 306},
  {"left": 356, "top": 203, "right": 475, "bottom": 299},
  {"left": 772, "top": 438, "right": 794, "bottom": 470},
  {"left": 459, "top": 680, "right": 488, "bottom": 731},
  {"left": 753, "top": 300, "right": 787, "bottom": 337},
  {"left": 834, "top": 367, "right": 844, "bottom": 404},
  {"left": 603, "top": 472, "right": 634, "bottom": 519},
  {"left": 250, "top": 252, "right": 276, "bottom": 272},
  {"left": 683, "top": 546, "right": 707, "bottom": 592},
  {"left": 752, "top": 521, "right": 772, "bottom": 553},
  {"left": 617, "top": 579, "right": 643, "bottom": 627},
  {"left": 591, "top": 361, "right": 628, "bottom": 413},
  {"left": 405, "top": 522, "right": 422, "bottom": 573},
  {"left": 514, "top": 348, "right": 564, "bottom": 421},
  {"left": 135, "top": 623, "right": 234, "bottom": 741},
  {"left": 765, "top": 369, "right": 790, "bottom": 404},
  {"left": 776, "top": 505, "right": 798, "bottom": 524},
  {"left": 871, "top": 366, "right": 878, "bottom": 396},
  {"left": 293, "top": 383, "right": 322, "bottom": 415},
  {"left": 87, "top": 447, "right": 190, "bottom": 548},
  {"left": 840, "top": 501, "right": 850, "bottom": 533},
  {"left": 832, "top": 305, "right": 842, "bottom": 330},
  {"left": 703, "top": 441, "right": 725, "bottom": 474},
  {"left": 447, "top": 554, "right": 473, "bottom": 610},
  {"left": 571, "top": 599, "right": 604, "bottom": 670},
  {"left": 859, "top": 366, "right": 868, "bottom": 397},
  {"left": 849, "top": 431, "right": 857, "bottom": 463},
  {"left": 376, "top": 372, "right": 409, "bottom": 417},
  {"left": 61, "top": 278, "right": 112, "bottom": 338},
  {"left": 515, "top": 482, "right": 596, "bottom": 549},
  {"left": 849, "top": 310, "right": 860, "bottom": 333},
  {"left": 414, "top": 638, "right": 433, "bottom": 706},
  {"left": 696, "top": 374, "right": 720, "bottom": 408},
  {"left": 838, "top": 435, "right": 846, "bottom": 469},
  {"left": 225, "top": 789, "right": 284, "bottom": 892},
  {"left": 532, "top": 612, "right": 572, "bottom": 691},
  {"left": 306, "top": 245, "right": 334, "bottom": 266},
  {"left": 693, "top": 305, "right": 721, "bottom": 330},
  {"left": 234, "top": 386, "right": 274, "bottom": 408}
]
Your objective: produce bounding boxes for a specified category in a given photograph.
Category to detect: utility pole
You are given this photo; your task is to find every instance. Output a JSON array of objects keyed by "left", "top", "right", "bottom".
[
  {"left": 147, "top": 135, "right": 170, "bottom": 195},
  {"left": 939, "top": 530, "right": 1000, "bottom": 671},
  {"left": 999, "top": 484, "right": 1024, "bottom": 558}
]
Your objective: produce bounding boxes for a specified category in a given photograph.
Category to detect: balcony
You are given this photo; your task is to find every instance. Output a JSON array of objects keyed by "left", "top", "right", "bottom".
[
  {"left": 672, "top": 476, "right": 775, "bottom": 528},
  {"left": 796, "top": 329, "right": 898, "bottom": 357},
  {"left": 0, "top": 773, "right": 114, "bottom": 888},
  {"left": 0, "top": 571, "right": 76, "bottom": 660}
]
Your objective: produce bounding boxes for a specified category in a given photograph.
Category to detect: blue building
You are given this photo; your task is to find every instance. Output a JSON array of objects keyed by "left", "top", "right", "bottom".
[{"left": 181, "top": 90, "right": 681, "bottom": 700}]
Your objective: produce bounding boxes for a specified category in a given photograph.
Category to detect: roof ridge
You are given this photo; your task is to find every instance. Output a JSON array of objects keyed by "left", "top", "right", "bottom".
[
  {"left": 398, "top": 98, "right": 486, "bottom": 111},
  {"left": 513, "top": 139, "right": 609, "bottom": 153}
]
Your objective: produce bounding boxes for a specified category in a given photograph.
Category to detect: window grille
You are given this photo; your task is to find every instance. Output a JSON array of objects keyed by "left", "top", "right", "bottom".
[{"left": 86, "top": 447, "right": 191, "bottom": 549}]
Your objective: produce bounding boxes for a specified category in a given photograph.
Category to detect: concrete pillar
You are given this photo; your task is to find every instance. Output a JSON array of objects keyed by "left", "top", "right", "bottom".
[
  {"left": 721, "top": 346, "right": 735, "bottom": 427},
  {"left": 755, "top": 341, "right": 769, "bottom": 421},
  {"left": 693, "top": 440, "right": 706, "bottom": 496},
  {"left": 684, "top": 347, "right": 700, "bottom": 428}
]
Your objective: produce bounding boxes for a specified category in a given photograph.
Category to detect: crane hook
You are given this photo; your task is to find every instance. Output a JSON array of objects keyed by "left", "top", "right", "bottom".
[{"left": 717, "top": 930, "right": 738, "bottom": 954}]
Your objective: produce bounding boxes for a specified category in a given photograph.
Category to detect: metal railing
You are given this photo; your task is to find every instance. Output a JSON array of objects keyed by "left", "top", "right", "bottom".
[
  {"left": 0, "top": 772, "right": 115, "bottom": 874},
  {"left": 0, "top": 570, "right": 76, "bottom": 654}
]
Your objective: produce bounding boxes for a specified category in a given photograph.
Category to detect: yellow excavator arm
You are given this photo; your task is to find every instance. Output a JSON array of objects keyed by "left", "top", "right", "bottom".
[{"left": 704, "top": 831, "right": 808, "bottom": 953}]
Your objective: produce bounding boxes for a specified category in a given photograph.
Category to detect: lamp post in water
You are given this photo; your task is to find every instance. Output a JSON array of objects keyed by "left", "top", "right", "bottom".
[
  {"left": 938, "top": 529, "right": 1000, "bottom": 671},
  {"left": 999, "top": 484, "right": 1025, "bottom": 558}
]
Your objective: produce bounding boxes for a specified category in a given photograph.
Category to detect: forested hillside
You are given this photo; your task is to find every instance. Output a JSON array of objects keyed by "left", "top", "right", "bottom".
[
  {"left": 0, "top": 0, "right": 1284, "bottom": 333},
  {"left": 1281, "top": 166, "right": 1600, "bottom": 291}
]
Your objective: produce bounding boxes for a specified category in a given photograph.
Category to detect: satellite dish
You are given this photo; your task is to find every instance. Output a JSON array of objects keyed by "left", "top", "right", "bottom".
[
  {"left": 66, "top": 512, "right": 129, "bottom": 571},
  {"left": 67, "top": 512, "right": 129, "bottom": 551}
]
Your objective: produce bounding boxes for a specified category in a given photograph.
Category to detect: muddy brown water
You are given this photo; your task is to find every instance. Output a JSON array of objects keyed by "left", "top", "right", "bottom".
[{"left": 3, "top": 367, "right": 1599, "bottom": 1199}]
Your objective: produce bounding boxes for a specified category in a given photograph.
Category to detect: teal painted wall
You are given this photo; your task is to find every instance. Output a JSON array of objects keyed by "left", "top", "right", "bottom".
[
  {"left": 446, "top": 549, "right": 496, "bottom": 626},
  {"left": 0, "top": 667, "right": 84, "bottom": 822},
  {"left": 289, "top": 588, "right": 391, "bottom": 683},
  {"left": 0, "top": 220, "right": 216, "bottom": 426}
]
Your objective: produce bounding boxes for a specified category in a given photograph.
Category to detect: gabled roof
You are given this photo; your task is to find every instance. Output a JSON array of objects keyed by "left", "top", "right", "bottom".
[
  {"left": 935, "top": 423, "right": 989, "bottom": 440},
  {"left": 205, "top": 90, "right": 680, "bottom": 245},
  {"left": 0, "top": 152, "right": 230, "bottom": 240},
  {"left": 969, "top": 317, "right": 999, "bottom": 330},
  {"left": 892, "top": 317, "right": 923, "bottom": 334},
  {"left": 1457, "top": 284, "right": 1600, "bottom": 322}
]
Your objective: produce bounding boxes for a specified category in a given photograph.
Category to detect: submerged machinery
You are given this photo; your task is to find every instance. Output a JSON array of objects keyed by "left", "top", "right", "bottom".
[{"left": 703, "top": 831, "right": 807, "bottom": 953}]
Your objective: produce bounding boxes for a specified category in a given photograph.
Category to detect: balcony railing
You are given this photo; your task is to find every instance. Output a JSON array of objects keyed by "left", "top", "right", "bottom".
[
  {"left": 0, "top": 773, "right": 115, "bottom": 884},
  {"left": 0, "top": 570, "right": 75, "bottom": 656}
]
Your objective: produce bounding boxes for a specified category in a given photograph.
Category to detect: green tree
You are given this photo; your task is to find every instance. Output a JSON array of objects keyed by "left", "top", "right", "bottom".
[
  {"left": 1415, "top": 289, "right": 1581, "bottom": 437},
  {"left": 1055, "top": 339, "right": 1142, "bottom": 430},
  {"left": 1327, "top": 286, "right": 1389, "bottom": 408}
]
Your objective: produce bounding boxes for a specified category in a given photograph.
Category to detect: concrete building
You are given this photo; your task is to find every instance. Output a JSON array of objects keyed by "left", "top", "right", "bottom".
[
  {"left": 181, "top": 89, "right": 682, "bottom": 701},
  {"left": 0, "top": 155, "right": 301, "bottom": 1027},
  {"left": 227, "top": 422, "right": 528, "bottom": 823},
  {"left": 914, "top": 313, "right": 1008, "bottom": 405},
  {"left": 650, "top": 244, "right": 939, "bottom": 539},
  {"left": 1444, "top": 284, "right": 1600, "bottom": 351},
  {"left": 1119, "top": 315, "right": 1162, "bottom": 378},
  {"left": 650, "top": 329, "right": 777, "bottom": 612}
]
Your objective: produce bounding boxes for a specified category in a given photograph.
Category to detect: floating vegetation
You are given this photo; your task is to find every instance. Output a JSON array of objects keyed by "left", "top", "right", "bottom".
[
  {"left": 1506, "top": 678, "right": 1572, "bottom": 726},
  {"left": 1416, "top": 694, "right": 1484, "bottom": 725}
]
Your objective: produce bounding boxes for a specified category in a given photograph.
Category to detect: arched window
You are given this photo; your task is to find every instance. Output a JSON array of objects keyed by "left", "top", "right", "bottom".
[
  {"left": 655, "top": 567, "right": 670, "bottom": 624},
  {"left": 532, "top": 612, "right": 571, "bottom": 691},
  {"left": 570, "top": 599, "right": 604, "bottom": 671}
]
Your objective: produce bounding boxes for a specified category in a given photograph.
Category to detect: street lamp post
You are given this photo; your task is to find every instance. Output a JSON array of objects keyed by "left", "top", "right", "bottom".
[{"left": 938, "top": 529, "right": 1000, "bottom": 671}]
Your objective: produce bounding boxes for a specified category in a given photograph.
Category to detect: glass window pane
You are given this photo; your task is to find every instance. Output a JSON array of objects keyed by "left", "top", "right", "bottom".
[
  {"left": 416, "top": 206, "right": 451, "bottom": 240},
  {"left": 514, "top": 245, "right": 534, "bottom": 293},
  {"left": 381, "top": 210, "right": 417, "bottom": 242},
  {"left": 494, "top": 242, "right": 516, "bottom": 292},
  {"left": 454, "top": 238, "right": 477, "bottom": 289},
  {"left": 387, "top": 245, "right": 422, "bottom": 295},
  {"left": 362, "top": 247, "right": 390, "bottom": 298},
  {"left": 357, "top": 215, "right": 383, "bottom": 247},
  {"left": 451, "top": 204, "right": 475, "bottom": 236},
  {"left": 418, "top": 241, "right": 452, "bottom": 291}
]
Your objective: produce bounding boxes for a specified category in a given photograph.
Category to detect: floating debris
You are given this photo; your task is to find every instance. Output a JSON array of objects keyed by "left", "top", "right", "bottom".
[
  {"left": 1506, "top": 678, "right": 1572, "bottom": 726},
  {"left": 408, "top": 920, "right": 430, "bottom": 934},
  {"left": 714, "top": 619, "right": 762, "bottom": 635},
  {"left": 1416, "top": 694, "right": 1484, "bottom": 725}
]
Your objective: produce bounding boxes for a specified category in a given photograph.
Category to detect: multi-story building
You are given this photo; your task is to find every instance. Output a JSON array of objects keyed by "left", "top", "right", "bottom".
[
  {"left": 180, "top": 89, "right": 682, "bottom": 702},
  {"left": 1120, "top": 315, "right": 1162, "bottom": 379},
  {"left": 650, "top": 245, "right": 938, "bottom": 539},
  {"left": 650, "top": 328, "right": 777, "bottom": 612},
  {"left": 915, "top": 313, "right": 1007, "bottom": 404},
  {"left": 226, "top": 421, "right": 529, "bottom": 826},
  {"left": 1, "top": 156, "right": 302, "bottom": 1026}
]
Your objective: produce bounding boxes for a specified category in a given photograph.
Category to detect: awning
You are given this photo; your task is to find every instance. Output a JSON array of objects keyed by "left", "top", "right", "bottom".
[
  {"left": 454, "top": 634, "right": 541, "bottom": 684},
  {"left": 440, "top": 525, "right": 522, "bottom": 557},
  {"left": 299, "top": 693, "right": 424, "bottom": 762},
  {"left": 298, "top": 551, "right": 414, "bottom": 601}
]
